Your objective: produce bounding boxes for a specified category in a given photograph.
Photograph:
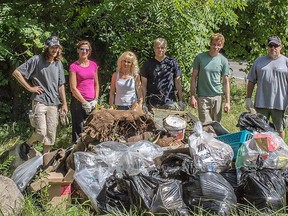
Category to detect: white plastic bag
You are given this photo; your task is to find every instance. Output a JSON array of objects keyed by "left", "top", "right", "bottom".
[
  {"left": 11, "top": 154, "right": 43, "bottom": 192},
  {"left": 236, "top": 131, "right": 288, "bottom": 169},
  {"left": 188, "top": 121, "right": 233, "bottom": 172}
]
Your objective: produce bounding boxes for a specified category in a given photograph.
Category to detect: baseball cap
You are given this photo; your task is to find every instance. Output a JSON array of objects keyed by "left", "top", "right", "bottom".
[
  {"left": 45, "top": 36, "right": 60, "bottom": 47},
  {"left": 268, "top": 36, "right": 281, "bottom": 45}
]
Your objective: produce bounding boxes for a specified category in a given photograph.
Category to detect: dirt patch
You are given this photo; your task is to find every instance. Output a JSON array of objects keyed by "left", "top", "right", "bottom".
[{"left": 82, "top": 109, "right": 156, "bottom": 144}]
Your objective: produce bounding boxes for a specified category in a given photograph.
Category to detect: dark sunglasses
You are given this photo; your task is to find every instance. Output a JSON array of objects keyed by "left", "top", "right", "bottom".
[
  {"left": 79, "top": 48, "right": 90, "bottom": 52},
  {"left": 268, "top": 44, "right": 280, "bottom": 48}
]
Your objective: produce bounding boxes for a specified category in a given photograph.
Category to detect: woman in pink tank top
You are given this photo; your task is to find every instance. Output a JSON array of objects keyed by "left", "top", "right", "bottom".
[
  {"left": 69, "top": 40, "right": 99, "bottom": 143},
  {"left": 109, "top": 51, "right": 143, "bottom": 110}
]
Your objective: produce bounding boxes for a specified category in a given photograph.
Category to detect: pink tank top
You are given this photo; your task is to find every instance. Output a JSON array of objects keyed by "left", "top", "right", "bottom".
[{"left": 69, "top": 60, "right": 99, "bottom": 100}]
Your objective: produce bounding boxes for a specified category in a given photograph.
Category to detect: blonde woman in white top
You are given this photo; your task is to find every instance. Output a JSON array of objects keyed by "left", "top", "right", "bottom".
[{"left": 109, "top": 51, "right": 143, "bottom": 110}]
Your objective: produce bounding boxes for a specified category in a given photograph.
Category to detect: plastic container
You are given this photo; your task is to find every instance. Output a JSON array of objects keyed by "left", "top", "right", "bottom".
[
  {"left": 216, "top": 130, "right": 253, "bottom": 161},
  {"left": 166, "top": 128, "right": 186, "bottom": 140},
  {"left": 163, "top": 115, "right": 187, "bottom": 140}
]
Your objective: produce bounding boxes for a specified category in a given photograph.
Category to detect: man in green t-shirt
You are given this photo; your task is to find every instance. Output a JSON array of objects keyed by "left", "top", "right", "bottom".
[{"left": 190, "top": 33, "right": 230, "bottom": 124}]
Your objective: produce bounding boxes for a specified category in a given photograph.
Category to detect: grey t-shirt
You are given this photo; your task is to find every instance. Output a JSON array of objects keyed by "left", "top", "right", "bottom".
[
  {"left": 247, "top": 55, "right": 288, "bottom": 110},
  {"left": 17, "top": 55, "right": 65, "bottom": 106}
]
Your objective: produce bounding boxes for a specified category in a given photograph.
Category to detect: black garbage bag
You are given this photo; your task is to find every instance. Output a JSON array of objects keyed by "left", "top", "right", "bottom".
[
  {"left": 238, "top": 169, "right": 286, "bottom": 213},
  {"left": 220, "top": 169, "right": 238, "bottom": 189},
  {"left": 220, "top": 169, "right": 240, "bottom": 201},
  {"left": 126, "top": 173, "right": 188, "bottom": 215},
  {"left": 160, "top": 153, "right": 196, "bottom": 181},
  {"left": 182, "top": 172, "right": 237, "bottom": 216},
  {"left": 236, "top": 112, "right": 276, "bottom": 133},
  {"left": 281, "top": 170, "right": 288, "bottom": 205},
  {"left": 96, "top": 173, "right": 131, "bottom": 213}
]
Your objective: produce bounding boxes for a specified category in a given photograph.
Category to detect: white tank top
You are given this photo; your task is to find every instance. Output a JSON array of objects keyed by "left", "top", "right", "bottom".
[{"left": 115, "top": 72, "right": 137, "bottom": 106}]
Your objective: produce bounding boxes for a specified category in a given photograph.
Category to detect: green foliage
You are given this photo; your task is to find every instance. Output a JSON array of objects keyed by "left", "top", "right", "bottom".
[
  {"left": 58, "top": 0, "right": 245, "bottom": 103},
  {"left": 21, "top": 193, "right": 93, "bottom": 216},
  {"left": 230, "top": 78, "right": 246, "bottom": 105},
  {"left": 223, "top": 0, "right": 288, "bottom": 62},
  {"left": 0, "top": 121, "right": 32, "bottom": 154},
  {"left": 0, "top": 155, "right": 15, "bottom": 176},
  {"left": 2, "top": 0, "right": 287, "bottom": 123},
  {"left": 76, "top": 0, "right": 246, "bottom": 71}
]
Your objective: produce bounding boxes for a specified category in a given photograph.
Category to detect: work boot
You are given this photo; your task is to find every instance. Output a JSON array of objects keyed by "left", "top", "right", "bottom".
[{"left": 19, "top": 142, "right": 32, "bottom": 161}]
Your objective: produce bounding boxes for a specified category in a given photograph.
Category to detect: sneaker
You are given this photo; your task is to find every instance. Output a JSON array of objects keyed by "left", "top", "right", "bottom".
[{"left": 19, "top": 142, "right": 32, "bottom": 161}]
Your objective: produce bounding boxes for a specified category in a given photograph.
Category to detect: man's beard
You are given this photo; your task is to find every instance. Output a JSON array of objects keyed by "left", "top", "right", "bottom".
[{"left": 269, "top": 53, "right": 280, "bottom": 60}]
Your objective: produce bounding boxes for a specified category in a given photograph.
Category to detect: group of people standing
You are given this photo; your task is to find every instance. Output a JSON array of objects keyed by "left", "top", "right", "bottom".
[{"left": 12, "top": 33, "right": 288, "bottom": 160}]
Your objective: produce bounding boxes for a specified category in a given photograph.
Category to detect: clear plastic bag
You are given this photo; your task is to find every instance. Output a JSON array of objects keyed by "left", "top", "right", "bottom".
[
  {"left": 88, "top": 140, "right": 163, "bottom": 176},
  {"left": 236, "top": 132, "right": 288, "bottom": 169},
  {"left": 188, "top": 121, "right": 234, "bottom": 172},
  {"left": 11, "top": 154, "right": 43, "bottom": 192},
  {"left": 73, "top": 140, "right": 163, "bottom": 208}
]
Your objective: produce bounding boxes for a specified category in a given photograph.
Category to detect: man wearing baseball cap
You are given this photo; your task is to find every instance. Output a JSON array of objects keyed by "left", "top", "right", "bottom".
[
  {"left": 245, "top": 36, "right": 288, "bottom": 138},
  {"left": 12, "top": 36, "right": 68, "bottom": 160}
]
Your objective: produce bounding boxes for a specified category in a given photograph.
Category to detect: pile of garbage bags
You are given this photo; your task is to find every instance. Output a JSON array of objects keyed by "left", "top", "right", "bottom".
[
  {"left": 71, "top": 127, "right": 238, "bottom": 215},
  {"left": 73, "top": 140, "right": 163, "bottom": 208},
  {"left": 234, "top": 120, "right": 288, "bottom": 213},
  {"left": 10, "top": 117, "right": 288, "bottom": 215},
  {"left": 90, "top": 152, "right": 237, "bottom": 216}
]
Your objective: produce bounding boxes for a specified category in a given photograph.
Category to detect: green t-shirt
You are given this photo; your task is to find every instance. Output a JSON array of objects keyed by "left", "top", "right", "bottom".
[{"left": 193, "top": 52, "right": 229, "bottom": 97}]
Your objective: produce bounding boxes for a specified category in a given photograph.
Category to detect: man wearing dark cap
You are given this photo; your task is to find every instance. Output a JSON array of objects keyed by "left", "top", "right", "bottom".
[
  {"left": 12, "top": 36, "right": 68, "bottom": 160},
  {"left": 246, "top": 36, "right": 288, "bottom": 138}
]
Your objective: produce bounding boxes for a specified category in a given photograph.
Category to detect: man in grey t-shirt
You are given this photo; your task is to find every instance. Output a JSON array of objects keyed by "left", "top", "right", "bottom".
[
  {"left": 12, "top": 36, "right": 68, "bottom": 160},
  {"left": 246, "top": 36, "right": 288, "bottom": 139}
]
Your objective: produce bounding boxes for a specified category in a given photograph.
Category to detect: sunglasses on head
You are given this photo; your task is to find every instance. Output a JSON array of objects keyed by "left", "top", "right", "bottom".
[
  {"left": 268, "top": 44, "right": 280, "bottom": 48},
  {"left": 79, "top": 48, "right": 90, "bottom": 52}
]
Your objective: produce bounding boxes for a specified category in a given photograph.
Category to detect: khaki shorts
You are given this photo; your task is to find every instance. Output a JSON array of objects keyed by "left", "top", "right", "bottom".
[
  {"left": 29, "top": 101, "right": 59, "bottom": 146},
  {"left": 255, "top": 108, "right": 285, "bottom": 132},
  {"left": 197, "top": 95, "right": 222, "bottom": 124}
]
